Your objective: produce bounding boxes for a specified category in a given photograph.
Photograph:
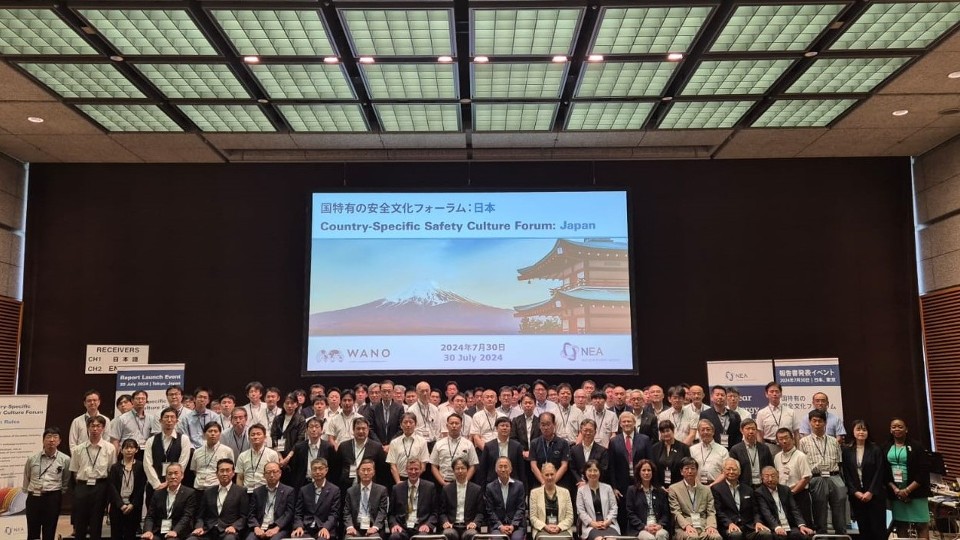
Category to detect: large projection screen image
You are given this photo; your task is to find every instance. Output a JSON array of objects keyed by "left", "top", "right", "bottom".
[{"left": 304, "top": 191, "right": 634, "bottom": 374}]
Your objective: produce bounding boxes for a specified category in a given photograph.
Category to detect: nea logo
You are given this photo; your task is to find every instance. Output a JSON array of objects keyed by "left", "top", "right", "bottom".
[
  {"left": 724, "top": 371, "right": 750, "bottom": 381},
  {"left": 561, "top": 342, "right": 604, "bottom": 361}
]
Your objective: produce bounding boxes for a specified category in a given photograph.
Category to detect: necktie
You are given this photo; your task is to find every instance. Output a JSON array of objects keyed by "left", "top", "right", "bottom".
[
  {"left": 217, "top": 487, "right": 227, "bottom": 513},
  {"left": 362, "top": 486, "right": 370, "bottom": 514},
  {"left": 625, "top": 435, "right": 633, "bottom": 457},
  {"left": 315, "top": 486, "right": 321, "bottom": 505},
  {"left": 408, "top": 485, "right": 415, "bottom": 515}
]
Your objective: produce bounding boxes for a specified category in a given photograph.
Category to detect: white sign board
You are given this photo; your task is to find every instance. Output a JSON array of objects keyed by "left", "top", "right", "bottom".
[
  {"left": 0, "top": 394, "right": 48, "bottom": 540},
  {"left": 85, "top": 344, "right": 149, "bottom": 374}
]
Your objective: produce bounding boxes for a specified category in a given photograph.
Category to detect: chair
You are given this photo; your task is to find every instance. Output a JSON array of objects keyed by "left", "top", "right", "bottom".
[{"left": 812, "top": 535, "right": 852, "bottom": 539}]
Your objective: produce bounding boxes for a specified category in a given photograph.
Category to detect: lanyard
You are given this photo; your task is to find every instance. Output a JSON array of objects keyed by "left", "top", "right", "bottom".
[
  {"left": 38, "top": 454, "right": 57, "bottom": 479},
  {"left": 166, "top": 490, "right": 177, "bottom": 515},
  {"left": 780, "top": 449, "right": 794, "bottom": 465},
  {"left": 769, "top": 406, "right": 783, "bottom": 428},
  {"left": 485, "top": 411, "right": 495, "bottom": 431},
  {"left": 232, "top": 431, "right": 248, "bottom": 453},
  {"left": 205, "top": 444, "right": 221, "bottom": 468},
  {"left": 813, "top": 436, "right": 827, "bottom": 460},
  {"left": 135, "top": 414, "right": 148, "bottom": 438},
  {"left": 402, "top": 437, "right": 414, "bottom": 460},
  {"left": 701, "top": 444, "right": 714, "bottom": 464},
  {"left": 123, "top": 467, "right": 134, "bottom": 491},
  {"left": 686, "top": 485, "right": 697, "bottom": 507},
  {"left": 894, "top": 445, "right": 907, "bottom": 465},
  {"left": 250, "top": 448, "right": 265, "bottom": 475},
  {"left": 360, "top": 486, "right": 370, "bottom": 514},
  {"left": 448, "top": 437, "right": 462, "bottom": 459},
  {"left": 354, "top": 442, "right": 365, "bottom": 465},
  {"left": 539, "top": 437, "right": 555, "bottom": 464},
  {"left": 266, "top": 490, "right": 276, "bottom": 514},
  {"left": 85, "top": 445, "right": 102, "bottom": 472},
  {"left": 747, "top": 445, "right": 758, "bottom": 471},
  {"left": 309, "top": 443, "right": 320, "bottom": 462}
]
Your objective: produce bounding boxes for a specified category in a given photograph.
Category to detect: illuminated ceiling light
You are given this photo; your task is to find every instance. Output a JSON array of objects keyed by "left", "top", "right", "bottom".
[
  {"left": 27, "top": 116, "right": 44, "bottom": 123},
  {"left": 474, "top": 56, "right": 489, "bottom": 63},
  {"left": 323, "top": 57, "right": 339, "bottom": 64},
  {"left": 257, "top": 98, "right": 269, "bottom": 104},
  {"left": 949, "top": 71, "right": 960, "bottom": 79},
  {"left": 666, "top": 52, "right": 684, "bottom": 61},
  {"left": 438, "top": 56, "right": 453, "bottom": 63},
  {"left": 109, "top": 55, "right": 124, "bottom": 62},
  {"left": 892, "top": 109, "right": 909, "bottom": 116},
  {"left": 358, "top": 57, "right": 375, "bottom": 64},
  {"left": 587, "top": 54, "right": 604, "bottom": 62},
  {"left": 662, "top": 96, "right": 673, "bottom": 101},
  {"left": 804, "top": 51, "right": 818, "bottom": 58},
  {"left": 243, "top": 56, "right": 260, "bottom": 64},
  {"left": 552, "top": 55, "right": 568, "bottom": 63}
]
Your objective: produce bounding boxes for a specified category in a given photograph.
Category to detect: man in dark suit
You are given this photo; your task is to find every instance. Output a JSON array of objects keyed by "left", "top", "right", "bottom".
[
  {"left": 711, "top": 458, "right": 767, "bottom": 540},
  {"left": 187, "top": 458, "right": 248, "bottom": 540},
  {"left": 293, "top": 457, "right": 342, "bottom": 540},
  {"left": 510, "top": 395, "right": 541, "bottom": 458},
  {"left": 700, "top": 386, "right": 742, "bottom": 450},
  {"left": 247, "top": 462, "right": 296, "bottom": 540},
  {"left": 569, "top": 419, "right": 609, "bottom": 486},
  {"left": 143, "top": 463, "right": 198, "bottom": 540},
  {"left": 608, "top": 412, "right": 652, "bottom": 496},
  {"left": 755, "top": 466, "right": 814, "bottom": 539},
  {"left": 287, "top": 417, "right": 336, "bottom": 490},
  {"left": 484, "top": 457, "right": 526, "bottom": 540},
  {"left": 336, "top": 417, "right": 389, "bottom": 489},
  {"left": 728, "top": 419, "right": 774, "bottom": 489},
  {"left": 388, "top": 459, "right": 438, "bottom": 540},
  {"left": 343, "top": 458, "right": 389, "bottom": 538},
  {"left": 440, "top": 457, "right": 484, "bottom": 540},
  {"left": 480, "top": 417, "right": 525, "bottom": 485},
  {"left": 367, "top": 381, "right": 404, "bottom": 447}
]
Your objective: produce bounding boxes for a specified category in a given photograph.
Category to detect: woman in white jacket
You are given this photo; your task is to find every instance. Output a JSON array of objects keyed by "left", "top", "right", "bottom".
[
  {"left": 576, "top": 460, "right": 620, "bottom": 540},
  {"left": 530, "top": 462, "right": 576, "bottom": 538}
]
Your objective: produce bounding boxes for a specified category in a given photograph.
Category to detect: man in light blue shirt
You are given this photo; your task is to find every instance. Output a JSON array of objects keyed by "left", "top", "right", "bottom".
[{"left": 797, "top": 392, "right": 845, "bottom": 443}]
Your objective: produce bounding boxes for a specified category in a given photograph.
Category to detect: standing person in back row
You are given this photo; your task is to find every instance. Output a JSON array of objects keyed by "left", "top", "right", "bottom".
[
  {"left": 755, "top": 382, "right": 798, "bottom": 455},
  {"left": 71, "top": 415, "right": 116, "bottom": 540},
  {"left": 24, "top": 427, "right": 71, "bottom": 540},
  {"left": 70, "top": 390, "right": 111, "bottom": 448}
]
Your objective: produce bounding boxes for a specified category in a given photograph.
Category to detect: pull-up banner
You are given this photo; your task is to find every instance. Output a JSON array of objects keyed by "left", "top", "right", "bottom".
[
  {"left": 0, "top": 394, "right": 49, "bottom": 540},
  {"left": 114, "top": 364, "right": 185, "bottom": 418},
  {"left": 706, "top": 359, "right": 774, "bottom": 417},
  {"left": 773, "top": 357, "right": 844, "bottom": 422}
]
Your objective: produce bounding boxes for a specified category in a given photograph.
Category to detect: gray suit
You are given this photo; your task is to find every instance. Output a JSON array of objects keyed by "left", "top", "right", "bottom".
[{"left": 667, "top": 482, "right": 721, "bottom": 540}]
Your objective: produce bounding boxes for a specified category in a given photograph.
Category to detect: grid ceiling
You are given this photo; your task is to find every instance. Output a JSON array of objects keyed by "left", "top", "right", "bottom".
[{"left": 0, "top": 1, "right": 956, "bottom": 134}]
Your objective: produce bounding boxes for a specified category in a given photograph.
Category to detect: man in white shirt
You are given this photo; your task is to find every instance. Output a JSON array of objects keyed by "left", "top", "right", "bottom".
[
  {"left": 236, "top": 424, "right": 280, "bottom": 492},
  {"left": 263, "top": 387, "right": 283, "bottom": 432},
  {"left": 326, "top": 390, "right": 363, "bottom": 449},
  {"left": 387, "top": 413, "right": 431, "bottom": 484},
  {"left": 568, "top": 389, "right": 589, "bottom": 444},
  {"left": 441, "top": 394, "right": 473, "bottom": 439},
  {"left": 223, "top": 408, "right": 250, "bottom": 459},
  {"left": 774, "top": 428, "right": 813, "bottom": 528},
  {"left": 497, "top": 386, "right": 522, "bottom": 420},
  {"left": 797, "top": 392, "right": 846, "bottom": 443},
  {"left": 24, "top": 427, "right": 71, "bottom": 540},
  {"left": 531, "top": 379, "right": 560, "bottom": 418},
  {"left": 409, "top": 381, "right": 442, "bottom": 444},
  {"left": 689, "top": 420, "right": 728, "bottom": 487},
  {"left": 470, "top": 389, "right": 499, "bottom": 448},
  {"left": 191, "top": 421, "right": 235, "bottom": 490},
  {"left": 243, "top": 382, "right": 269, "bottom": 429},
  {"left": 797, "top": 410, "right": 845, "bottom": 535},
  {"left": 69, "top": 390, "right": 111, "bottom": 449},
  {"left": 584, "top": 391, "right": 618, "bottom": 447},
  {"left": 430, "top": 413, "right": 479, "bottom": 486},
  {"left": 684, "top": 385, "right": 709, "bottom": 418},
  {"left": 755, "top": 382, "right": 798, "bottom": 455},
  {"left": 724, "top": 387, "right": 752, "bottom": 422},
  {"left": 554, "top": 383, "right": 581, "bottom": 444},
  {"left": 70, "top": 415, "right": 116, "bottom": 540},
  {"left": 659, "top": 386, "right": 698, "bottom": 446},
  {"left": 165, "top": 385, "right": 187, "bottom": 419},
  {"left": 144, "top": 407, "right": 192, "bottom": 504},
  {"left": 437, "top": 381, "right": 460, "bottom": 417}
]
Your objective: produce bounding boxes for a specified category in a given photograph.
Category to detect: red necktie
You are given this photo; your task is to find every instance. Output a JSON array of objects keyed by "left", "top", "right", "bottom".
[{"left": 625, "top": 434, "right": 632, "bottom": 457}]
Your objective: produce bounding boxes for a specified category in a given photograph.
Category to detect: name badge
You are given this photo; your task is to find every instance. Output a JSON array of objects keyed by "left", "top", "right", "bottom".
[
  {"left": 122, "top": 497, "right": 131, "bottom": 505},
  {"left": 892, "top": 466, "right": 904, "bottom": 483},
  {"left": 720, "top": 434, "right": 729, "bottom": 448},
  {"left": 360, "top": 516, "right": 371, "bottom": 529},
  {"left": 349, "top": 463, "right": 358, "bottom": 478},
  {"left": 647, "top": 515, "right": 657, "bottom": 525},
  {"left": 30, "top": 491, "right": 41, "bottom": 497},
  {"left": 779, "top": 468, "right": 790, "bottom": 485},
  {"left": 86, "top": 479, "right": 97, "bottom": 486},
  {"left": 820, "top": 470, "right": 831, "bottom": 478},
  {"left": 160, "top": 519, "right": 172, "bottom": 533},
  {"left": 691, "top": 514, "right": 703, "bottom": 529},
  {"left": 161, "top": 462, "right": 172, "bottom": 476},
  {"left": 277, "top": 438, "right": 286, "bottom": 453},
  {"left": 547, "top": 516, "right": 557, "bottom": 525},
  {"left": 664, "top": 469, "right": 671, "bottom": 484},
  {"left": 699, "top": 470, "right": 709, "bottom": 484}
]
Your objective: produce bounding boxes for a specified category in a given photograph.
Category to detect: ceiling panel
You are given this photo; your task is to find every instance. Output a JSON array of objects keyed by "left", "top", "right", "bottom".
[
  {"left": 473, "top": 62, "right": 565, "bottom": 99},
  {"left": 77, "top": 9, "right": 217, "bottom": 55},
  {"left": 577, "top": 62, "right": 676, "bottom": 98},
  {"left": 592, "top": 6, "right": 713, "bottom": 54},
  {"left": 77, "top": 104, "right": 182, "bottom": 132},
  {"left": 752, "top": 98, "right": 858, "bottom": 127},
  {"left": 277, "top": 104, "right": 368, "bottom": 132},
  {"left": 177, "top": 104, "right": 275, "bottom": 132},
  {"left": 0, "top": 8, "right": 96, "bottom": 55},
  {"left": 879, "top": 50, "right": 960, "bottom": 93},
  {"left": 250, "top": 64, "right": 354, "bottom": 100},
  {"left": 830, "top": 2, "right": 960, "bottom": 50},
  {"left": 473, "top": 102, "right": 557, "bottom": 131},
  {"left": 362, "top": 63, "right": 457, "bottom": 99},
  {"left": 710, "top": 4, "right": 845, "bottom": 52},
  {"left": 566, "top": 101, "right": 654, "bottom": 130},
  {"left": 659, "top": 100, "right": 754, "bottom": 129},
  {"left": 210, "top": 9, "right": 335, "bottom": 57},
  {"left": 17, "top": 63, "right": 144, "bottom": 99},
  {"left": 681, "top": 59, "right": 794, "bottom": 96},
  {"left": 787, "top": 57, "right": 912, "bottom": 94},
  {"left": 716, "top": 128, "right": 828, "bottom": 158},
  {"left": 135, "top": 63, "right": 248, "bottom": 99},
  {"left": 471, "top": 8, "right": 582, "bottom": 56},
  {"left": 109, "top": 133, "right": 224, "bottom": 162},
  {"left": 340, "top": 9, "right": 453, "bottom": 57},
  {"left": 374, "top": 103, "right": 460, "bottom": 132}
]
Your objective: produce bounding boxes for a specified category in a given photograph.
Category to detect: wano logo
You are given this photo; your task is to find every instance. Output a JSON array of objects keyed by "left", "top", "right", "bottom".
[
  {"left": 316, "top": 349, "right": 345, "bottom": 363},
  {"left": 561, "top": 342, "right": 605, "bottom": 361}
]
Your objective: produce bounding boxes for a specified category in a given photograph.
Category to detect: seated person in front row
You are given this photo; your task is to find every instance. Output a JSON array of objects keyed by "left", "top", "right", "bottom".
[
  {"left": 575, "top": 460, "right": 619, "bottom": 540},
  {"left": 667, "top": 457, "right": 721, "bottom": 540},
  {"left": 344, "top": 459, "right": 390, "bottom": 538},
  {"left": 293, "top": 458, "right": 342, "bottom": 539},
  {"left": 530, "top": 462, "right": 575, "bottom": 539},
  {"left": 625, "top": 460, "right": 670, "bottom": 540},
  {"left": 142, "top": 463, "right": 198, "bottom": 540},
  {"left": 389, "top": 459, "right": 438, "bottom": 540},
  {"left": 710, "top": 458, "right": 768, "bottom": 540},
  {"left": 247, "top": 462, "right": 296, "bottom": 540},
  {"left": 440, "top": 457, "right": 484, "bottom": 540},
  {"left": 187, "top": 458, "right": 248, "bottom": 540},
  {"left": 754, "top": 467, "right": 814, "bottom": 539},
  {"left": 485, "top": 457, "right": 527, "bottom": 540}
]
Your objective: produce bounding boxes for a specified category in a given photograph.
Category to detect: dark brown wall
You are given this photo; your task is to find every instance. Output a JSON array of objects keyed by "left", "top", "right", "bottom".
[{"left": 20, "top": 158, "right": 927, "bottom": 445}]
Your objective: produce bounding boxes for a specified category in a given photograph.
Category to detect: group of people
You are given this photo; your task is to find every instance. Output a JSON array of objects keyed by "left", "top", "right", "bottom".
[{"left": 25, "top": 378, "right": 932, "bottom": 540}]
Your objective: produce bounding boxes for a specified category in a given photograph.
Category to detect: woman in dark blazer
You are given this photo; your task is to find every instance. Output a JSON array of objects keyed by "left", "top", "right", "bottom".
[
  {"left": 108, "top": 438, "right": 147, "bottom": 540},
  {"left": 884, "top": 417, "right": 931, "bottom": 538},
  {"left": 649, "top": 420, "right": 690, "bottom": 488},
  {"left": 624, "top": 459, "right": 670, "bottom": 540},
  {"left": 272, "top": 392, "right": 306, "bottom": 459},
  {"left": 841, "top": 419, "right": 886, "bottom": 540}
]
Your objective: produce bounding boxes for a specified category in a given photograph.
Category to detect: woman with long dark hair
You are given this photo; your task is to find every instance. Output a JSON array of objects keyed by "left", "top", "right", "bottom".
[
  {"left": 625, "top": 459, "right": 670, "bottom": 540},
  {"left": 884, "top": 417, "right": 930, "bottom": 538},
  {"left": 841, "top": 420, "right": 885, "bottom": 539}
]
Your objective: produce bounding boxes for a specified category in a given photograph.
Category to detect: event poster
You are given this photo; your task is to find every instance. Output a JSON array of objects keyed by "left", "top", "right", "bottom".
[
  {"left": 114, "top": 364, "right": 185, "bottom": 418},
  {"left": 774, "top": 357, "right": 844, "bottom": 419},
  {"left": 0, "top": 395, "right": 48, "bottom": 540},
  {"left": 306, "top": 192, "right": 633, "bottom": 373},
  {"left": 706, "top": 359, "right": 774, "bottom": 417}
]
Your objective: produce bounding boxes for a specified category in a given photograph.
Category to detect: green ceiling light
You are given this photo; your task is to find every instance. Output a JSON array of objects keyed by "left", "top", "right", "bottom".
[
  {"left": 278, "top": 104, "right": 368, "bottom": 132},
  {"left": 565, "top": 101, "right": 654, "bottom": 130},
  {"left": 177, "top": 104, "right": 275, "bottom": 132},
  {"left": 786, "top": 57, "right": 911, "bottom": 93},
  {"left": 471, "top": 8, "right": 582, "bottom": 56},
  {"left": 362, "top": 63, "right": 457, "bottom": 99},
  {"left": 78, "top": 104, "right": 182, "bottom": 132},
  {"left": 78, "top": 9, "right": 217, "bottom": 55},
  {"left": 18, "top": 62, "right": 144, "bottom": 99},
  {"left": 374, "top": 103, "right": 460, "bottom": 131},
  {"left": 210, "top": 9, "right": 335, "bottom": 56},
  {"left": 659, "top": 100, "right": 754, "bottom": 128},
  {"left": 710, "top": 4, "right": 845, "bottom": 52},
  {"left": 591, "top": 6, "right": 713, "bottom": 54},
  {"left": 681, "top": 59, "right": 794, "bottom": 95},
  {"left": 576, "top": 62, "right": 677, "bottom": 98},
  {"left": 250, "top": 64, "right": 355, "bottom": 99},
  {"left": 473, "top": 63, "right": 565, "bottom": 99},
  {"left": 752, "top": 98, "right": 857, "bottom": 127},
  {"left": 830, "top": 2, "right": 960, "bottom": 50},
  {"left": 473, "top": 103, "right": 557, "bottom": 131},
  {"left": 340, "top": 9, "right": 453, "bottom": 56},
  {"left": 136, "top": 64, "right": 249, "bottom": 99},
  {"left": 0, "top": 8, "right": 96, "bottom": 55}
]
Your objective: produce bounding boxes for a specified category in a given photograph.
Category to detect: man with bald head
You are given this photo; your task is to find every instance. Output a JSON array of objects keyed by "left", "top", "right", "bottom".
[{"left": 409, "top": 382, "right": 442, "bottom": 446}]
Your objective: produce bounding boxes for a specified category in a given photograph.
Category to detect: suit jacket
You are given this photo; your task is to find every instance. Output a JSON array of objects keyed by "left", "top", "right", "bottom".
[
  {"left": 439, "top": 481, "right": 484, "bottom": 526},
  {"left": 144, "top": 486, "right": 198, "bottom": 538},
  {"left": 529, "top": 485, "right": 575, "bottom": 537},
  {"left": 667, "top": 482, "right": 717, "bottom": 532},
  {"left": 195, "top": 483, "right": 248, "bottom": 532},
  {"left": 108, "top": 459, "right": 147, "bottom": 510},
  {"left": 607, "top": 432, "right": 652, "bottom": 494},
  {"left": 711, "top": 482, "right": 759, "bottom": 532},
  {"left": 294, "top": 481, "right": 342, "bottom": 532},
  {"left": 336, "top": 438, "right": 389, "bottom": 489},
  {"left": 286, "top": 438, "right": 335, "bottom": 490},
  {"left": 247, "top": 482, "right": 296, "bottom": 530},
  {"left": 389, "top": 479, "right": 438, "bottom": 531},
  {"left": 367, "top": 402, "right": 404, "bottom": 444},
  {"left": 480, "top": 438, "right": 525, "bottom": 485},
  {"left": 728, "top": 441, "right": 774, "bottom": 486},
  {"left": 510, "top": 414, "right": 541, "bottom": 451},
  {"left": 271, "top": 413, "right": 306, "bottom": 455},
  {"left": 484, "top": 479, "right": 526, "bottom": 530},
  {"left": 624, "top": 485, "right": 670, "bottom": 534},
  {"left": 569, "top": 443, "right": 610, "bottom": 485},
  {"left": 575, "top": 482, "right": 620, "bottom": 539},
  {"left": 343, "top": 481, "right": 389, "bottom": 532},
  {"left": 700, "top": 408, "right": 742, "bottom": 448},
  {"left": 636, "top": 408, "right": 660, "bottom": 442},
  {"left": 841, "top": 443, "right": 885, "bottom": 499},
  {"left": 650, "top": 441, "right": 690, "bottom": 488},
  {"left": 755, "top": 484, "right": 807, "bottom": 530}
]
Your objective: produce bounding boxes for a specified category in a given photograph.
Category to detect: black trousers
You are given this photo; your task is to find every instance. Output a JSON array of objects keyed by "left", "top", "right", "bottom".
[
  {"left": 850, "top": 494, "right": 886, "bottom": 540},
  {"left": 109, "top": 503, "right": 142, "bottom": 540},
  {"left": 74, "top": 480, "right": 109, "bottom": 540},
  {"left": 26, "top": 490, "right": 62, "bottom": 540}
]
